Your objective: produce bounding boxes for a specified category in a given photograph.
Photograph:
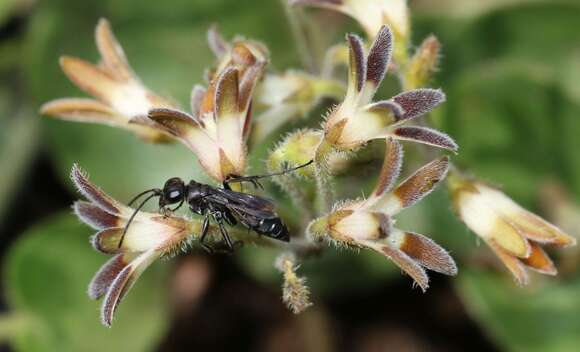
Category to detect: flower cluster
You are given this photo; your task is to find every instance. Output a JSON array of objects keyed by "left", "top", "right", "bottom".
[
  {"left": 40, "top": 0, "right": 578, "bottom": 326},
  {"left": 309, "top": 139, "right": 457, "bottom": 290}
]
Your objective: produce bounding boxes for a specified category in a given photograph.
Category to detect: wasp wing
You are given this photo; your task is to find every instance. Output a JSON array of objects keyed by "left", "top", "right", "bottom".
[{"left": 208, "top": 188, "right": 276, "bottom": 212}]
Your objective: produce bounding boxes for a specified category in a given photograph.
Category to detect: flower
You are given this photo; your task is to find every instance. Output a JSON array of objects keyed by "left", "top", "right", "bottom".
[
  {"left": 320, "top": 26, "right": 457, "bottom": 154},
  {"left": 40, "top": 18, "right": 176, "bottom": 142},
  {"left": 70, "top": 164, "right": 198, "bottom": 326},
  {"left": 449, "top": 172, "right": 577, "bottom": 285},
  {"left": 290, "top": 0, "right": 410, "bottom": 62},
  {"left": 308, "top": 139, "right": 457, "bottom": 290},
  {"left": 133, "top": 27, "right": 269, "bottom": 181},
  {"left": 253, "top": 70, "right": 344, "bottom": 142}
]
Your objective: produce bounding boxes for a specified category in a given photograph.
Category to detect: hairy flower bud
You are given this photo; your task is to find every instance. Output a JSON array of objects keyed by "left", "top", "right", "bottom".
[{"left": 253, "top": 71, "right": 344, "bottom": 142}]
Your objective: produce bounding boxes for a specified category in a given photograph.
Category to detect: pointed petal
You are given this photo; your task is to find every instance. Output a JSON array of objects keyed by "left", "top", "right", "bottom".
[
  {"left": 513, "top": 211, "right": 577, "bottom": 247},
  {"left": 190, "top": 85, "right": 207, "bottom": 121},
  {"left": 366, "top": 241, "right": 429, "bottom": 291},
  {"left": 101, "top": 249, "right": 160, "bottom": 326},
  {"left": 70, "top": 164, "right": 123, "bottom": 214},
  {"left": 60, "top": 56, "right": 121, "bottom": 105},
  {"left": 95, "top": 18, "right": 134, "bottom": 82},
  {"left": 521, "top": 242, "right": 557, "bottom": 275},
  {"left": 392, "top": 89, "right": 446, "bottom": 122},
  {"left": 88, "top": 253, "right": 139, "bottom": 300},
  {"left": 390, "top": 156, "right": 449, "bottom": 211},
  {"left": 489, "top": 242, "right": 529, "bottom": 286},
  {"left": 74, "top": 201, "right": 120, "bottom": 230},
  {"left": 40, "top": 98, "right": 122, "bottom": 124},
  {"left": 397, "top": 231, "right": 457, "bottom": 275},
  {"left": 364, "top": 25, "right": 392, "bottom": 97},
  {"left": 207, "top": 25, "right": 229, "bottom": 58},
  {"left": 372, "top": 138, "right": 403, "bottom": 198},
  {"left": 345, "top": 33, "right": 366, "bottom": 97},
  {"left": 393, "top": 126, "right": 458, "bottom": 152}
]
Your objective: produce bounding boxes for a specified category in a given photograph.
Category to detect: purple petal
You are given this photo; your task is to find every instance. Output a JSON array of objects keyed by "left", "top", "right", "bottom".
[
  {"left": 366, "top": 100, "right": 404, "bottom": 121},
  {"left": 393, "top": 126, "right": 458, "bottom": 152},
  {"left": 101, "top": 250, "right": 159, "bottom": 327},
  {"left": 190, "top": 85, "right": 207, "bottom": 120},
  {"left": 74, "top": 201, "right": 119, "bottom": 230},
  {"left": 148, "top": 108, "right": 201, "bottom": 135},
  {"left": 71, "top": 164, "right": 120, "bottom": 214},
  {"left": 207, "top": 25, "right": 229, "bottom": 58},
  {"left": 393, "top": 89, "right": 446, "bottom": 122},
  {"left": 88, "top": 253, "right": 136, "bottom": 300},
  {"left": 346, "top": 33, "right": 366, "bottom": 94},
  {"left": 366, "top": 26, "right": 393, "bottom": 89}
]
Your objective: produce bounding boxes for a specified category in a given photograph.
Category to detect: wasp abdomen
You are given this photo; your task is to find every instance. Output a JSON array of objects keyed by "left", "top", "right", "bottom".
[{"left": 255, "top": 218, "right": 289, "bottom": 242}]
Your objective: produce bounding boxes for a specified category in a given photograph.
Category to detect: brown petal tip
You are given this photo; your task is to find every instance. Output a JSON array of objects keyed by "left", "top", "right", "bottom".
[
  {"left": 70, "top": 164, "right": 121, "bottom": 214},
  {"left": 399, "top": 232, "right": 457, "bottom": 276},
  {"left": 74, "top": 201, "right": 119, "bottom": 230},
  {"left": 394, "top": 126, "right": 458, "bottom": 152},
  {"left": 393, "top": 156, "right": 449, "bottom": 209}
]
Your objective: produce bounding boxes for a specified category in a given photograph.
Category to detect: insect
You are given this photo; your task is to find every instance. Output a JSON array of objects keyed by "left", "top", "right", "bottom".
[{"left": 119, "top": 160, "right": 313, "bottom": 253}]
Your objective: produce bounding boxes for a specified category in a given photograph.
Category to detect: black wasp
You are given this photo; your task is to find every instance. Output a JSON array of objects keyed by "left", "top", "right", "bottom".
[{"left": 118, "top": 160, "right": 313, "bottom": 253}]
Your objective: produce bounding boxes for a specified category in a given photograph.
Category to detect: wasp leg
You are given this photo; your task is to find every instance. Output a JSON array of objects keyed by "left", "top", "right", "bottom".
[{"left": 199, "top": 215, "right": 214, "bottom": 254}]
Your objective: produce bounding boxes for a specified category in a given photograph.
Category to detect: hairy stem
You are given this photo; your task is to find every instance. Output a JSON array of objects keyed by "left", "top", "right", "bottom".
[
  {"left": 314, "top": 140, "right": 334, "bottom": 213},
  {"left": 282, "top": 0, "right": 319, "bottom": 73}
]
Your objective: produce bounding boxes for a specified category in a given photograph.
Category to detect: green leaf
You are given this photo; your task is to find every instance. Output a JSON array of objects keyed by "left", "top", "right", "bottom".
[
  {"left": 456, "top": 269, "right": 580, "bottom": 352},
  {"left": 3, "top": 212, "right": 168, "bottom": 352}
]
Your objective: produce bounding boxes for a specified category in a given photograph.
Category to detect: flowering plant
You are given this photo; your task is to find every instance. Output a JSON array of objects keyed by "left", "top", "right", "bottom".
[{"left": 38, "top": 0, "right": 576, "bottom": 327}]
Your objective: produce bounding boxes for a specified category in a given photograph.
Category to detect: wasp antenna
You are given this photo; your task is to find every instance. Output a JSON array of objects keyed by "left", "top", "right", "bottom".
[
  {"left": 118, "top": 192, "right": 160, "bottom": 248},
  {"left": 127, "top": 188, "right": 161, "bottom": 206}
]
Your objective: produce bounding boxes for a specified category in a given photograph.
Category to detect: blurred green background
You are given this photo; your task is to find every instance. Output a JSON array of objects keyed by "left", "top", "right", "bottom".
[{"left": 0, "top": 0, "right": 579, "bottom": 351}]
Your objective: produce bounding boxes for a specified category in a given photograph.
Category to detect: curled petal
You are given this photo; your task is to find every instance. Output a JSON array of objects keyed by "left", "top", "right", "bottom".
[
  {"left": 101, "top": 249, "right": 160, "bottom": 327},
  {"left": 214, "top": 67, "right": 240, "bottom": 118},
  {"left": 289, "top": 0, "right": 343, "bottom": 8},
  {"left": 364, "top": 25, "right": 393, "bottom": 97},
  {"left": 147, "top": 108, "right": 200, "bottom": 135},
  {"left": 92, "top": 228, "right": 124, "bottom": 254},
  {"left": 392, "top": 89, "right": 446, "bottom": 122},
  {"left": 365, "top": 100, "right": 404, "bottom": 122},
  {"left": 74, "top": 201, "right": 119, "bottom": 230},
  {"left": 393, "top": 126, "right": 458, "bottom": 152},
  {"left": 71, "top": 164, "right": 122, "bottom": 215},
  {"left": 88, "top": 253, "right": 138, "bottom": 300}
]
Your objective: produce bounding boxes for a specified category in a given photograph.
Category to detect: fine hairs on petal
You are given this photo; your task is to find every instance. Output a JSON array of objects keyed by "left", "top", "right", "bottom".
[{"left": 70, "top": 163, "right": 121, "bottom": 214}]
